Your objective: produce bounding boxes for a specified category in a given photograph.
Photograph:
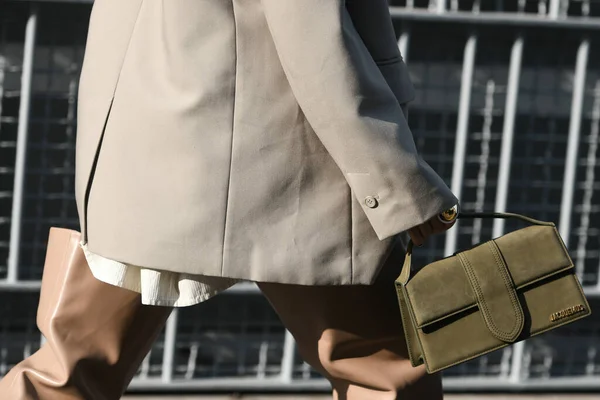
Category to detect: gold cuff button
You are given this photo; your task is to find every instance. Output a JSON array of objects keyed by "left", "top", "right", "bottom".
[
  {"left": 365, "top": 196, "right": 378, "bottom": 208},
  {"left": 438, "top": 204, "right": 458, "bottom": 224}
]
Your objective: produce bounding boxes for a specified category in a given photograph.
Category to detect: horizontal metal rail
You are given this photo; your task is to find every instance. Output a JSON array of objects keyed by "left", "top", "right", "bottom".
[
  {"left": 127, "top": 377, "right": 331, "bottom": 392},
  {"left": 2, "top": 280, "right": 600, "bottom": 297},
  {"left": 125, "top": 376, "right": 600, "bottom": 392},
  {"left": 7, "top": 0, "right": 600, "bottom": 30},
  {"left": 389, "top": 8, "right": 600, "bottom": 29}
]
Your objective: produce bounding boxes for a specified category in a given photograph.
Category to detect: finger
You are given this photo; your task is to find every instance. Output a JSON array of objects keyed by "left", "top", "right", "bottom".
[
  {"left": 422, "top": 220, "right": 435, "bottom": 236},
  {"left": 417, "top": 222, "right": 433, "bottom": 244},
  {"left": 409, "top": 229, "right": 424, "bottom": 247},
  {"left": 431, "top": 215, "right": 456, "bottom": 234},
  {"left": 417, "top": 228, "right": 429, "bottom": 245},
  {"left": 409, "top": 229, "right": 423, "bottom": 246}
]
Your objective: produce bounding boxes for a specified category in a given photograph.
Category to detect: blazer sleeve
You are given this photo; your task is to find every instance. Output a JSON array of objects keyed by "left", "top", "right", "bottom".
[
  {"left": 261, "top": 0, "right": 458, "bottom": 241},
  {"left": 344, "top": 0, "right": 415, "bottom": 107}
]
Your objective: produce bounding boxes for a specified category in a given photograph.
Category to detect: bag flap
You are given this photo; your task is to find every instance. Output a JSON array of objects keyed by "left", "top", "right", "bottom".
[
  {"left": 404, "top": 225, "right": 572, "bottom": 330},
  {"left": 455, "top": 241, "right": 524, "bottom": 342}
]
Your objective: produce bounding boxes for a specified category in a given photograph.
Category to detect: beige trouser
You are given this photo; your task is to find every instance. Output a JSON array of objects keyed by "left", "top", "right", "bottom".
[{"left": 0, "top": 228, "right": 441, "bottom": 400}]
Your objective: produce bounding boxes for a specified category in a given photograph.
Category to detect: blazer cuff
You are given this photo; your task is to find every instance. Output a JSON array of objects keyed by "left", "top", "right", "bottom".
[{"left": 347, "top": 170, "right": 458, "bottom": 241}]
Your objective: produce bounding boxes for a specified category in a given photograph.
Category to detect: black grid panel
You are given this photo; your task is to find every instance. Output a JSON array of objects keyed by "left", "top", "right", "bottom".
[
  {"left": 0, "top": 291, "right": 40, "bottom": 376},
  {"left": 0, "top": 3, "right": 29, "bottom": 280},
  {"left": 567, "top": 0, "right": 600, "bottom": 17},
  {"left": 404, "top": 21, "right": 466, "bottom": 266},
  {"left": 135, "top": 328, "right": 169, "bottom": 379},
  {"left": 569, "top": 37, "right": 600, "bottom": 287},
  {"left": 292, "top": 346, "right": 324, "bottom": 380},
  {"left": 443, "top": 345, "right": 509, "bottom": 378},
  {"left": 172, "top": 294, "right": 287, "bottom": 379},
  {"left": 504, "top": 27, "right": 579, "bottom": 235},
  {"left": 17, "top": 3, "right": 90, "bottom": 280}
]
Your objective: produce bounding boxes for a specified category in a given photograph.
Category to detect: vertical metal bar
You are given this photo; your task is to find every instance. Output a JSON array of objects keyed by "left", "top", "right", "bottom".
[
  {"left": 185, "top": 343, "right": 199, "bottom": 380},
  {"left": 472, "top": 80, "right": 495, "bottom": 245},
  {"left": 0, "top": 55, "right": 5, "bottom": 119},
  {"left": 586, "top": 347, "right": 597, "bottom": 376},
  {"left": 138, "top": 350, "right": 152, "bottom": 380},
  {"left": 538, "top": 0, "right": 547, "bottom": 15},
  {"left": 8, "top": 5, "right": 37, "bottom": 283},
  {"left": 257, "top": 341, "right": 268, "bottom": 379},
  {"left": 161, "top": 309, "right": 178, "bottom": 383},
  {"left": 493, "top": 35, "right": 524, "bottom": 239},
  {"left": 559, "top": 39, "right": 589, "bottom": 250},
  {"left": 301, "top": 361, "right": 312, "bottom": 380},
  {"left": 444, "top": 34, "right": 477, "bottom": 257},
  {"left": 436, "top": 0, "right": 447, "bottom": 13},
  {"left": 578, "top": 80, "right": 599, "bottom": 285},
  {"left": 280, "top": 330, "right": 296, "bottom": 383},
  {"left": 549, "top": 0, "right": 561, "bottom": 19},
  {"left": 0, "top": 348, "right": 6, "bottom": 376},
  {"left": 398, "top": 31, "right": 410, "bottom": 62},
  {"left": 492, "top": 35, "right": 525, "bottom": 385},
  {"left": 471, "top": 0, "right": 480, "bottom": 13},
  {"left": 582, "top": 0, "right": 590, "bottom": 16},
  {"left": 0, "top": 54, "right": 5, "bottom": 279},
  {"left": 499, "top": 343, "right": 513, "bottom": 378},
  {"left": 509, "top": 342, "right": 526, "bottom": 383}
]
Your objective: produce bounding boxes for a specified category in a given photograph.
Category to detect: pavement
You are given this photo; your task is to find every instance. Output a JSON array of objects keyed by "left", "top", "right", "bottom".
[{"left": 122, "top": 395, "right": 600, "bottom": 399}]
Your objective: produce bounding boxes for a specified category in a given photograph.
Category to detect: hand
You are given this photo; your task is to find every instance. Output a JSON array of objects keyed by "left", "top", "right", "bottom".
[{"left": 408, "top": 206, "right": 458, "bottom": 247}]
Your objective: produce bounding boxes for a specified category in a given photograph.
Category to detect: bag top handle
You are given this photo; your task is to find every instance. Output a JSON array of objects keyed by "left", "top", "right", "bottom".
[
  {"left": 456, "top": 212, "right": 555, "bottom": 227},
  {"left": 397, "top": 211, "right": 555, "bottom": 286}
]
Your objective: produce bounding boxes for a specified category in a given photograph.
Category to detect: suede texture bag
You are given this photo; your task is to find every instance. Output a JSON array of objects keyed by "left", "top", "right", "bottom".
[{"left": 395, "top": 212, "right": 591, "bottom": 374}]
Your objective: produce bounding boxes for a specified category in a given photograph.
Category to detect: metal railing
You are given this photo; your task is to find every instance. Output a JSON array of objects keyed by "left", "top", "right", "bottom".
[{"left": 1, "top": 0, "right": 599, "bottom": 392}]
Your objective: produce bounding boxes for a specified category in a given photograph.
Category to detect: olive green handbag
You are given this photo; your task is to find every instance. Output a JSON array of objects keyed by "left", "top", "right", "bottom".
[{"left": 395, "top": 212, "right": 591, "bottom": 374}]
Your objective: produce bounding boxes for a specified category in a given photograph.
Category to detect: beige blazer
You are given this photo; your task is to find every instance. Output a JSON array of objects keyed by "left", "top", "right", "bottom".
[{"left": 75, "top": 0, "right": 457, "bottom": 285}]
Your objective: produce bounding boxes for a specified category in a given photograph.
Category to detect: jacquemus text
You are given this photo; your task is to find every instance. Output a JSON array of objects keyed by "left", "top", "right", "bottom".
[{"left": 550, "top": 304, "right": 586, "bottom": 322}]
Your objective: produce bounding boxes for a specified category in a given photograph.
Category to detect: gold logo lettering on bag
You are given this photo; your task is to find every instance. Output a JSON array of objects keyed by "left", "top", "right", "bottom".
[{"left": 550, "top": 304, "right": 586, "bottom": 322}]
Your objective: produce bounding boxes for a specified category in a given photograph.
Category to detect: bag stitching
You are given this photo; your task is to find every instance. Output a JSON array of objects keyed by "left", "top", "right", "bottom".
[
  {"left": 403, "top": 283, "right": 431, "bottom": 367},
  {"left": 458, "top": 247, "right": 521, "bottom": 342},
  {"left": 488, "top": 240, "right": 524, "bottom": 340},
  {"left": 400, "top": 285, "right": 420, "bottom": 363},
  {"left": 396, "top": 284, "right": 421, "bottom": 366}
]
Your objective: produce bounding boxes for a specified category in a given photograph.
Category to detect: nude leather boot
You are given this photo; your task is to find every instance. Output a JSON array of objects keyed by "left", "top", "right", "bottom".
[{"left": 0, "top": 227, "right": 172, "bottom": 400}]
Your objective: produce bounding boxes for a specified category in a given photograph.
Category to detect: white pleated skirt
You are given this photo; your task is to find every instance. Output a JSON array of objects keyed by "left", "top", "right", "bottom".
[{"left": 79, "top": 241, "right": 241, "bottom": 307}]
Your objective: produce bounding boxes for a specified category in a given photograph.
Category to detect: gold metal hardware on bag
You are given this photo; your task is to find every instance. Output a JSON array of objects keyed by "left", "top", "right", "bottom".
[{"left": 550, "top": 304, "right": 586, "bottom": 322}]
